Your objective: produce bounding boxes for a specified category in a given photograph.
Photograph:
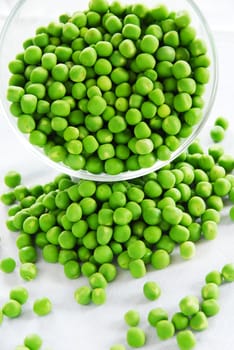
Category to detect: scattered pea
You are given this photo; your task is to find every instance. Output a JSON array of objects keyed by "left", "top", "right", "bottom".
[
  {"left": 124, "top": 310, "right": 140, "bottom": 327},
  {"left": 19, "top": 263, "right": 38, "bottom": 281},
  {"left": 221, "top": 263, "right": 234, "bottom": 282},
  {"left": 4, "top": 171, "right": 21, "bottom": 188},
  {"left": 33, "top": 297, "right": 52, "bottom": 316},
  {"left": 24, "top": 334, "right": 43, "bottom": 350},
  {"left": 179, "top": 296, "right": 200, "bottom": 316},
  {"left": 156, "top": 320, "right": 175, "bottom": 340},
  {"left": 201, "top": 283, "right": 219, "bottom": 300},
  {"left": 10, "top": 286, "right": 29, "bottom": 305},
  {"left": 126, "top": 327, "right": 146, "bottom": 348},
  {"left": 176, "top": 330, "right": 196, "bottom": 350},
  {"left": 2, "top": 299, "right": 22, "bottom": 318},
  {"left": 0, "top": 257, "right": 16, "bottom": 273},
  {"left": 143, "top": 281, "right": 161, "bottom": 301},
  {"left": 74, "top": 286, "right": 92, "bottom": 305}
]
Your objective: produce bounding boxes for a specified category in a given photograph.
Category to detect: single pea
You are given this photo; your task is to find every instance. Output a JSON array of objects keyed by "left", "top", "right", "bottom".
[
  {"left": 2, "top": 299, "right": 22, "bottom": 318},
  {"left": 24, "top": 334, "right": 42, "bottom": 350},
  {"left": 89, "top": 272, "right": 107, "bottom": 289},
  {"left": 205, "top": 270, "right": 222, "bottom": 286},
  {"left": 148, "top": 308, "right": 168, "bottom": 327},
  {"left": 156, "top": 320, "right": 175, "bottom": 340},
  {"left": 33, "top": 297, "right": 52, "bottom": 316},
  {"left": 190, "top": 311, "right": 208, "bottom": 331},
  {"left": 91, "top": 288, "right": 106, "bottom": 305},
  {"left": 210, "top": 125, "right": 225, "bottom": 143},
  {"left": 64, "top": 260, "right": 81, "bottom": 279},
  {"left": 179, "top": 296, "right": 200, "bottom": 316},
  {"left": 162, "top": 205, "right": 183, "bottom": 225},
  {"left": 4, "top": 171, "right": 21, "bottom": 188},
  {"left": 127, "top": 240, "right": 146, "bottom": 259},
  {"left": 202, "top": 221, "right": 217, "bottom": 240},
  {"left": 19, "top": 262, "right": 38, "bottom": 281},
  {"left": 201, "top": 283, "right": 219, "bottom": 300},
  {"left": 129, "top": 259, "right": 146, "bottom": 278},
  {"left": 0, "top": 257, "right": 16, "bottom": 273},
  {"left": 126, "top": 327, "right": 146, "bottom": 348},
  {"left": 179, "top": 241, "right": 196, "bottom": 260},
  {"left": 24, "top": 46, "right": 42, "bottom": 65},
  {"left": 201, "top": 298, "right": 220, "bottom": 317},
  {"left": 93, "top": 245, "right": 113, "bottom": 264},
  {"left": 221, "top": 263, "right": 234, "bottom": 282},
  {"left": 143, "top": 281, "right": 161, "bottom": 301},
  {"left": 99, "top": 263, "right": 117, "bottom": 283},
  {"left": 188, "top": 196, "right": 206, "bottom": 216},
  {"left": 10, "top": 286, "right": 29, "bottom": 305},
  {"left": 151, "top": 250, "right": 170, "bottom": 270},
  {"left": 19, "top": 246, "right": 37, "bottom": 264},
  {"left": 74, "top": 286, "right": 92, "bottom": 305},
  {"left": 176, "top": 330, "right": 196, "bottom": 350},
  {"left": 124, "top": 310, "right": 140, "bottom": 327},
  {"left": 172, "top": 312, "right": 189, "bottom": 331},
  {"left": 215, "top": 116, "right": 229, "bottom": 130}
]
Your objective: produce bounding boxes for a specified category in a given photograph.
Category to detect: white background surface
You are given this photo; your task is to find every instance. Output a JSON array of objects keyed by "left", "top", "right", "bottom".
[{"left": 0, "top": 1, "right": 234, "bottom": 349}]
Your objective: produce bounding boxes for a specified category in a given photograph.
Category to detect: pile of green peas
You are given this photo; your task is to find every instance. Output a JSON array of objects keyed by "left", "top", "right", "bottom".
[
  {"left": 110, "top": 263, "right": 234, "bottom": 349},
  {"left": 7, "top": 0, "right": 210, "bottom": 175},
  {"left": 1, "top": 140, "right": 234, "bottom": 290}
]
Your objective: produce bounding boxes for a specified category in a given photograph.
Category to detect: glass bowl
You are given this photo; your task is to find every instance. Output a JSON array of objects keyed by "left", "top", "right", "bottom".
[{"left": 0, "top": 0, "right": 218, "bottom": 182}]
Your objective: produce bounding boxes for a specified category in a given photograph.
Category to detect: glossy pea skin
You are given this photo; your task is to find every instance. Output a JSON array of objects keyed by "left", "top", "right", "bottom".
[
  {"left": 2, "top": 300, "right": 22, "bottom": 318},
  {"left": 24, "top": 334, "right": 43, "bottom": 350},
  {"left": 33, "top": 297, "right": 52, "bottom": 316},
  {"left": 126, "top": 327, "right": 146, "bottom": 348}
]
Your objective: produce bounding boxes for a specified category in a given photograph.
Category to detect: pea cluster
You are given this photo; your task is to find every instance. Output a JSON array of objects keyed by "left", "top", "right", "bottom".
[
  {"left": 210, "top": 116, "right": 229, "bottom": 143},
  {"left": 7, "top": 0, "right": 210, "bottom": 175},
  {"left": 1, "top": 141, "right": 234, "bottom": 292},
  {"left": 111, "top": 263, "right": 234, "bottom": 349},
  {"left": 2, "top": 286, "right": 28, "bottom": 320}
]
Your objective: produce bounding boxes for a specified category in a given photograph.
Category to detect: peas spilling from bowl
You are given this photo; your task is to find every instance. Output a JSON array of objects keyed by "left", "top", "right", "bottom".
[
  {"left": 7, "top": 0, "right": 210, "bottom": 175},
  {"left": 2, "top": 139, "right": 234, "bottom": 284}
]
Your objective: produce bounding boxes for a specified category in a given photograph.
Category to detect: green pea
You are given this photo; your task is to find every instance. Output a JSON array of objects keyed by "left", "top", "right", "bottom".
[
  {"left": 179, "top": 296, "right": 199, "bottom": 316},
  {"left": 20, "top": 262, "right": 38, "bottom": 281},
  {"left": 74, "top": 286, "right": 92, "bottom": 305},
  {"left": 64, "top": 260, "right": 81, "bottom": 279},
  {"left": 189, "top": 311, "right": 208, "bottom": 331},
  {"left": 172, "top": 312, "right": 189, "bottom": 331},
  {"left": 148, "top": 308, "right": 168, "bottom": 327},
  {"left": 126, "top": 327, "right": 146, "bottom": 348},
  {"left": 2, "top": 300, "right": 22, "bottom": 318},
  {"left": 143, "top": 281, "right": 161, "bottom": 301},
  {"left": 33, "top": 297, "right": 52, "bottom": 316},
  {"left": 156, "top": 320, "right": 175, "bottom": 340},
  {"left": 151, "top": 249, "right": 170, "bottom": 269},
  {"left": 124, "top": 310, "right": 140, "bottom": 327},
  {"left": 176, "top": 330, "right": 196, "bottom": 350},
  {"left": 221, "top": 263, "right": 234, "bottom": 282},
  {"left": 201, "top": 299, "right": 220, "bottom": 317},
  {"left": 24, "top": 334, "right": 42, "bottom": 350},
  {"left": 0, "top": 257, "right": 16, "bottom": 273},
  {"left": 129, "top": 259, "right": 146, "bottom": 278}
]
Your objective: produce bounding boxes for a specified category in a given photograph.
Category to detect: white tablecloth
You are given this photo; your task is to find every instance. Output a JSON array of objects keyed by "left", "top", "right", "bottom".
[{"left": 0, "top": 1, "right": 234, "bottom": 349}]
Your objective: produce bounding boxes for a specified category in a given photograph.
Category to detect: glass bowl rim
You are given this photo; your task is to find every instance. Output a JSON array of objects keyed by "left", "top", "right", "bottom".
[{"left": 0, "top": 0, "right": 218, "bottom": 182}]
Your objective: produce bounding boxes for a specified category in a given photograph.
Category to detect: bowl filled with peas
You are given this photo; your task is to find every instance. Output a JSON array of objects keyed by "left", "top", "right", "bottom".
[{"left": 0, "top": 0, "right": 217, "bottom": 181}]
